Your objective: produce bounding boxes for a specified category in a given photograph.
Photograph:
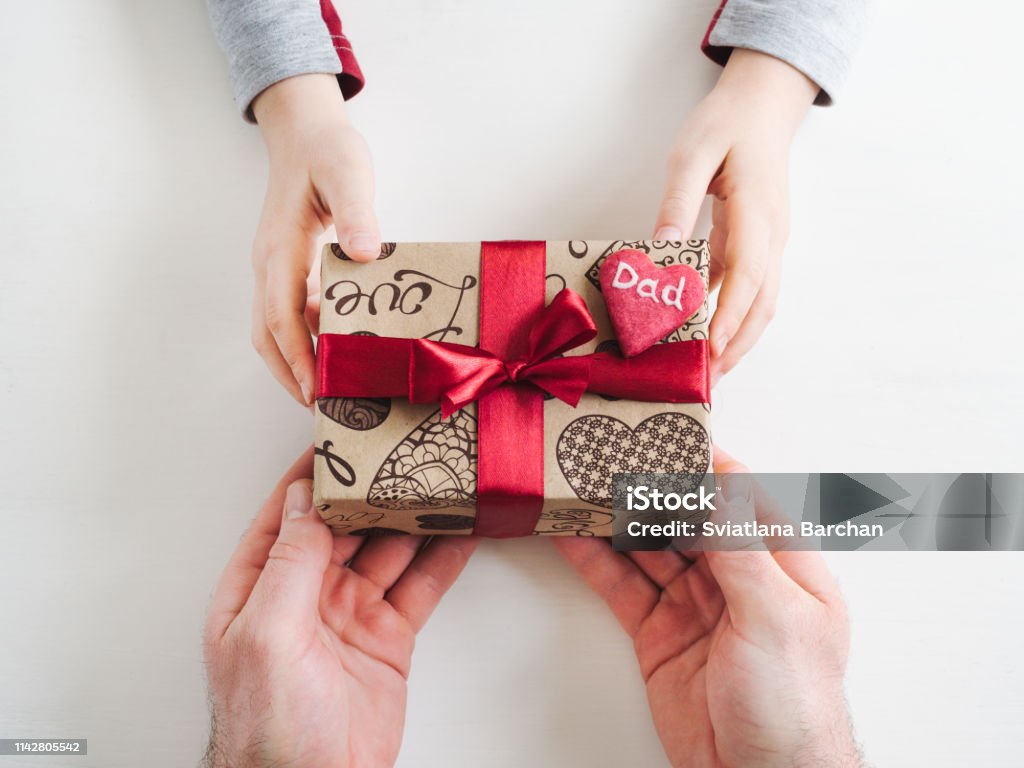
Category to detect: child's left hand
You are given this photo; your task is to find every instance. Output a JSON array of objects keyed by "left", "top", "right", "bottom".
[{"left": 653, "top": 49, "right": 818, "bottom": 385}]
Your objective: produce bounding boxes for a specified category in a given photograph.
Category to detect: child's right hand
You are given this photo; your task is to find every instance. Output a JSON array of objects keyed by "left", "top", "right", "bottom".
[{"left": 251, "top": 73, "right": 380, "bottom": 406}]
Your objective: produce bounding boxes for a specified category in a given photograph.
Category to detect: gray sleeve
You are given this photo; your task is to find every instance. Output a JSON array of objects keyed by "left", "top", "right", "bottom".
[
  {"left": 207, "top": 0, "right": 343, "bottom": 121},
  {"left": 704, "top": 0, "right": 868, "bottom": 105}
]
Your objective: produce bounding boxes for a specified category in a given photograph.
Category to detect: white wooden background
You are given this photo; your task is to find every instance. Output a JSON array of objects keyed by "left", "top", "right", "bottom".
[{"left": 2, "top": 1, "right": 1023, "bottom": 766}]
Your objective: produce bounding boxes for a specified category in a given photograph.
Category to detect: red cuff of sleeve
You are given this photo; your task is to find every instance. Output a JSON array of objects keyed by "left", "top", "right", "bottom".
[
  {"left": 701, "top": 0, "right": 732, "bottom": 68},
  {"left": 320, "top": 0, "right": 365, "bottom": 99}
]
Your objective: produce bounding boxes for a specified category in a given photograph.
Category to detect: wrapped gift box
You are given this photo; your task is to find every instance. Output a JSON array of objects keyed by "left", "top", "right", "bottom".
[{"left": 313, "top": 240, "right": 712, "bottom": 537}]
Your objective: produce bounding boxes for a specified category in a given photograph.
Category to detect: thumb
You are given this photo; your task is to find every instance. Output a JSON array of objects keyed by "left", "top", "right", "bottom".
[
  {"left": 325, "top": 145, "right": 381, "bottom": 262},
  {"left": 704, "top": 461, "right": 800, "bottom": 634},
  {"left": 250, "top": 480, "right": 333, "bottom": 630},
  {"left": 653, "top": 145, "right": 721, "bottom": 241}
]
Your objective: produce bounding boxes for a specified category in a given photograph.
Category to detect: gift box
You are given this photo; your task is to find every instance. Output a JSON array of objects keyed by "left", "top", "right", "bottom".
[{"left": 313, "top": 240, "right": 713, "bottom": 537}]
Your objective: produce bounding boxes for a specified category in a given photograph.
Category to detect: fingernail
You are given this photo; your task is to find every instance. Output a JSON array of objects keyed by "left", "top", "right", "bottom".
[
  {"left": 284, "top": 483, "right": 313, "bottom": 520},
  {"left": 711, "top": 371, "right": 722, "bottom": 388},
  {"left": 299, "top": 379, "right": 313, "bottom": 406},
  {"left": 654, "top": 226, "right": 683, "bottom": 243},
  {"left": 713, "top": 333, "right": 730, "bottom": 356},
  {"left": 348, "top": 233, "right": 380, "bottom": 259}
]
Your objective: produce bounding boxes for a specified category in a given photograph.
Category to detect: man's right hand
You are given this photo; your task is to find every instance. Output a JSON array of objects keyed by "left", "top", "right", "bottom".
[{"left": 251, "top": 73, "right": 380, "bottom": 405}]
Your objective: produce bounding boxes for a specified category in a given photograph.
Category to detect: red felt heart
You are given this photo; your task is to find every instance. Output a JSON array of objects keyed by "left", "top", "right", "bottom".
[{"left": 598, "top": 249, "right": 706, "bottom": 357}]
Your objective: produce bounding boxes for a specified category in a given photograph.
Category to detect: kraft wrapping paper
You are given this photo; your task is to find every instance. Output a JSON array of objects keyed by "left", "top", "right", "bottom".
[{"left": 313, "top": 240, "right": 713, "bottom": 537}]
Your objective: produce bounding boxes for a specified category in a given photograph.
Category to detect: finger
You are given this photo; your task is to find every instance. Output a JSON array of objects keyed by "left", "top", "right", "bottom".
[
  {"left": 716, "top": 447, "right": 842, "bottom": 605},
  {"left": 348, "top": 535, "right": 427, "bottom": 593},
  {"left": 708, "top": 199, "right": 728, "bottom": 291},
  {"left": 710, "top": 265, "right": 780, "bottom": 385},
  {"left": 251, "top": 272, "right": 307, "bottom": 405},
  {"left": 752, "top": 470, "right": 842, "bottom": 604},
  {"left": 708, "top": 200, "right": 770, "bottom": 359},
  {"left": 305, "top": 257, "right": 321, "bottom": 337},
  {"left": 706, "top": 452, "right": 765, "bottom": 552},
  {"left": 704, "top": 454, "right": 802, "bottom": 631},
  {"left": 715, "top": 445, "right": 799, "bottom": 550},
  {"left": 713, "top": 447, "right": 791, "bottom": 544},
  {"left": 331, "top": 533, "right": 366, "bottom": 567},
  {"left": 626, "top": 550, "right": 691, "bottom": 588},
  {"left": 323, "top": 149, "right": 380, "bottom": 262},
  {"left": 765, "top": 516, "right": 841, "bottom": 606},
  {"left": 317, "top": 532, "right": 368, "bottom": 600},
  {"left": 653, "top": 146, "right": 722, "bottom": 241},
  {"left": 744, "top": 480, "right": 842, "bottom": 606},
  {"left": 387, "top": 535, "right": 480, "bottom": 632},
  {"left": 552, "top": 538, "right": 658, "bottom": 637},
  {"left": 206, "top": 448, "right": 314, "bottom": 642},
  {"left": 265, "top": 252, "right": 317, "bottom": 405},
  {"left": 305, "top": 293, "right": 320, "bottom": 338},
  {"left": 247, "top": 480, "right": 333, "bottom": 633},
  {"left": 712, "top": 446, "right": 747, "bottom": 481},
  {"left": 708, "top": 227, "right": 727, "bottom": 292}
]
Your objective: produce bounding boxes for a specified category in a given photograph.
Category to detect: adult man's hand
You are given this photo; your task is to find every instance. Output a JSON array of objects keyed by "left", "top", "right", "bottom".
[
  {"left": 554, "top": 449, "right": 862, "bottom": 767},
  {"left": 203, "top": 449, "right": 478, "bottom": 768}
]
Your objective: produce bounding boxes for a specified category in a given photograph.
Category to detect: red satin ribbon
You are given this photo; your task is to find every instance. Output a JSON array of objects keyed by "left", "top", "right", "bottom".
[
  {"left": 317, "top": 335, "right": 710, "bottom": 407},
  {"left": 411, "top": 287, "right": 597, "bottom": 418},
  {"left": 474, "top": 242, "right": 547, "bottom": 536},
  {"left": 315, "top": 241, "right": 710, "bottom": 537}
]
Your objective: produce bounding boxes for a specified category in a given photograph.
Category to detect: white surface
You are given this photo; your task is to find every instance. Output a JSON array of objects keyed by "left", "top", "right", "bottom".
[{"left": 1, "top": 1, "right": 1023, "bottom": 766}]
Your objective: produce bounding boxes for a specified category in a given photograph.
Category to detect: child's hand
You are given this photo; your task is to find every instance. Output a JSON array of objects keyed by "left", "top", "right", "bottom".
[
  {"left": 654, "top": 49, "right": 818, "bottom": 384},
  {"left": 251, "top": 74, "right": 381, "bottom": 405}
]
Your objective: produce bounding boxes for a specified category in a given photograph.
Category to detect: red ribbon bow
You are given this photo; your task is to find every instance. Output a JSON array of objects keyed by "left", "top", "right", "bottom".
[
  {"left": 409, "top": 289, "right": 597, "bottom": 418},
  {"left": 317, "top": 299, "right": 709, "bottom": 415}
]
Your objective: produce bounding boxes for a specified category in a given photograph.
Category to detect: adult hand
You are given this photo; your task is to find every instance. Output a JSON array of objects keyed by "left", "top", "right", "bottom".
[
  {"left": 203, "top": 449, "right": 478, "bottom": 768},
  {"left": 554, "top": 449, "right": 861, "bottom": 768},
  {"left": 251, "top": 73, "right": 381, "bottom": 405},
  {"left": 654, "top": 49, "right": 818, "bottom": 385}
]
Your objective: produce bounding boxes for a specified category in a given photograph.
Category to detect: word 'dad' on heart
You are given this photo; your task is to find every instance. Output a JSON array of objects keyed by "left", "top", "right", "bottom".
[{"left": 599, "top": 249, "right": 705, "bottom": 357}]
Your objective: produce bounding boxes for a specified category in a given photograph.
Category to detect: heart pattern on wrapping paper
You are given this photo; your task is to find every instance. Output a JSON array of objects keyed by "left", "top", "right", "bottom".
[
  {"left": 366, "top": 408, "right": 477, "bottom": 510},
  {"left": 317, "top": 397, "right": 391, "bottom": 430},
  {"left": 556, "top": 413, "right": 710, "bottom": 508},
  {"left": 331, "top": 242, "right": 397, "bottom": 261},
  {"left": 598, "top": 249, "right": 706, "bottom": 357}
]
